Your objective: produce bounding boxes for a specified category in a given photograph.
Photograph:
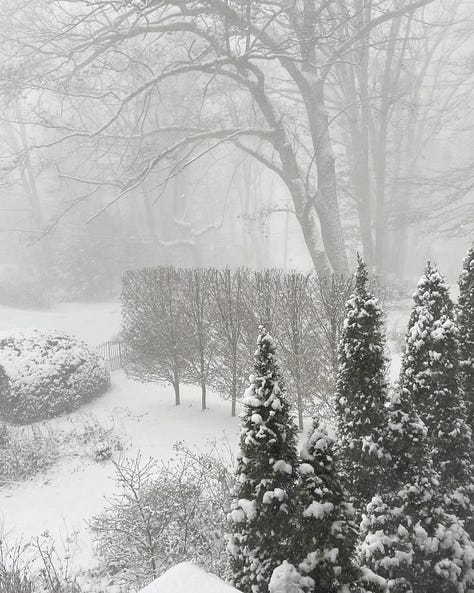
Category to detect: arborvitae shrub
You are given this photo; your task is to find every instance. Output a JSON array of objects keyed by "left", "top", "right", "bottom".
[
  {"left": 335, "top": 255, "right": 388, "bottom": 510},
  {"left": 359, "top": 383, "right": 474, "bottom": 593},
  {"left": 228, "top": 327, "right": 298, "bottom": 593},
  {"left": 291, "top": 420, "right": 359, "bottom": 593},
  {"left": 399, "top": 262, "right": 474, "bottom": 519},
  {"left": 458, "top": 244, "right": 474, "bottom": 430}
]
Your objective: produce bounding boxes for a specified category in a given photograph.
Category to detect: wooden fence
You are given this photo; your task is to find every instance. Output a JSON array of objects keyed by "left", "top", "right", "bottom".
[{"left": 96, "top": 340, "right": 126, "bottom": 372}]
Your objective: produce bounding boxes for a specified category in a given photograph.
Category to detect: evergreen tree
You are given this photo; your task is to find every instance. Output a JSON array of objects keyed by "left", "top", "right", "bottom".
[
  {"left": 458, "top": 244, "right": 474, "bottom": 430},
  {"left": 336, "top": 255, "right": 388, "bottom": 510},
  {"left": 228, "top": 326, "right": 299, "bottom": 593},
  {"left": 291, "top": 421, "right": 359, "bottom": 593},
  {"left": 399, "top": 262, "right": 474, "bottom": 519},
  {"left": 359, "top": 383, "right": 474, "bottom": 593}
]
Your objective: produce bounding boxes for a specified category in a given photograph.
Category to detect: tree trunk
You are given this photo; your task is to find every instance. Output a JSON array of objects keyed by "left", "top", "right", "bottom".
[
  {"left": 231, "top": 374, "right": 237, "bottom": 417},
  {"left": 201, "top": 380, "right": 207, "bottom": 411},
  {"left": 304, "top": 80, "right": 349, "bottom": 275},
  {"left": 252, "top": 75, "right": 347, "bottom": 276},
  {"left": 173, "top": 379, "right": 180, "bottom": 406},
  {"left": 296, "top": 384, "right": 304, "bottom": 431}
]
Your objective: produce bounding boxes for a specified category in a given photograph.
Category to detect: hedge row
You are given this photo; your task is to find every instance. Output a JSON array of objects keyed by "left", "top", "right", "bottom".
[{"left": 121, "top": 267, "right": 372, "bottom": 426}]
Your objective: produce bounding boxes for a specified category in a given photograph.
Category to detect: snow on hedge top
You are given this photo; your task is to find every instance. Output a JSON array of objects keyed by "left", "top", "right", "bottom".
[
  {"left": 0, "top": 328, "right": 105, "bottom": 381},
  {"left": 139, "top": 562, "right": 242, "bottom": 593}
]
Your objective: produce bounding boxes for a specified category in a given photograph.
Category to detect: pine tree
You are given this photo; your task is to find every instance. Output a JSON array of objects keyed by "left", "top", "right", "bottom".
[
  {"left": 291, "top": 420, "right": 359, "bottom": 593},
  {"left": 227, "top": 326, "right": 299, "bottom": 593},
  {"left": 335, "top": 254, "right": 388, "bottom": 510},
  {"left": 359, "top": 383, "right": 474, "bottom": 593},
  {"left": 399, "top": 262, "right": 474, "bottom": 520},
  {"left": 458, "top": 244, "right": 474, "bottom": 431}
]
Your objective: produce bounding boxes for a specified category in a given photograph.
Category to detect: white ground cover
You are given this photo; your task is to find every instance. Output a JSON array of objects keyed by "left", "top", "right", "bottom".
[
  {"left": 0, "top": 371, "right": 240, "bottom": 581},
  {"left": 0, "top": 299, "right": 409, "bottom": 591},
  {"left": 0, "top": 301, "right": 121, "bottom": 346},
  {"left": 140, "top": 562, "right": 241, "bottom": 593}
]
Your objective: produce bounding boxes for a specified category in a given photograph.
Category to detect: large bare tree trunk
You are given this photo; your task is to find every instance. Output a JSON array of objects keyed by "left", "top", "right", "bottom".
[{"left": 306, "top": 81, "right": 348, "bottom": 275}]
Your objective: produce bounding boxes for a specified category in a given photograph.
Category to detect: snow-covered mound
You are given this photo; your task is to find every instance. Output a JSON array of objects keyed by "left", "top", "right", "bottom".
[
  {"left": 140, "top": 562, "right": 242, "bottom": 593},
  {"left": 0, "top": 328, "right": 110, "bottom": 423}
]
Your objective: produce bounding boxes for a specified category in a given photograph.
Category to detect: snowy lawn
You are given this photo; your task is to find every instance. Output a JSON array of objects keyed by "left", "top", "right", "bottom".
[
  {"left": 0, "top": 371, "right": 241, "bottom": 578},
  {"left": 0, "top": 301, "right": 121, "bottom": 346}
]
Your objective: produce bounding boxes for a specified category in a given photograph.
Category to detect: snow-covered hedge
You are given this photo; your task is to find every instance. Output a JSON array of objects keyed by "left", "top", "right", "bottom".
[
  {"left": 0, "top": 328, "right": 110, "bottom": 423},
  {"left": 0, "top": 364, "right": 9, "bottom": 407}
]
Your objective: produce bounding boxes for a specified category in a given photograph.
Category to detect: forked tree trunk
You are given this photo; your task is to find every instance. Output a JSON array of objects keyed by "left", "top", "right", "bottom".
[{"left": 303, "top": 79, "right": 349, "bottom": 275}]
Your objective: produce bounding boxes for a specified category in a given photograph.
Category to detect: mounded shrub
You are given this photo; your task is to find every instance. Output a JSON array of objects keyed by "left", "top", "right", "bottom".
[
  {"left": 0, "top": 329, "right": 110, "bottom": 423},
  {"left": 0, "top": 365, "right": 9, "bottom": 412}
]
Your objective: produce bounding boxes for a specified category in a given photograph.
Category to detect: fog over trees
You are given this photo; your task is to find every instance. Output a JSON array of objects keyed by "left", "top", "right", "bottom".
[
  {"left": 1, "top": 4, "right": 474, "bottom": 592},
  {"left": 0, "top": 0, "right": 472, "bottom": 301}
]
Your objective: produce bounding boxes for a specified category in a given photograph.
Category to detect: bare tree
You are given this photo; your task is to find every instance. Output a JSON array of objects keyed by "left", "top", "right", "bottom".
[
  {"left": 210, "top": 268, "right": 255, "bottom": 416},
  {"left": 122, "top": 267, "right": 187, "bottom": 405},
  {"left": 0, "top": 0, "right": 441, "bottom": 275},
  {"left": 181, "top": 268, "right": 216, "bottom": 410}
]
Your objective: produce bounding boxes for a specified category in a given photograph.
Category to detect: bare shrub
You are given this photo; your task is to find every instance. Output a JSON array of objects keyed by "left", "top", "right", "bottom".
[
  {"left": 0, "top": 423, "right": 59, "bottom": 486},
  {"left": 90, "top": 443, "right": 235, "bottom": 589},
  {"left": 0, "top": 531, "right": 82, "bottom": 593},
  {"left": 0, "top": 414, "right": 125, "bottom": 487},
  {"left": 0, "top": 537, "right": 34, "bottom": 593},
  {"left": 70, "top": 414, "right": 125, "bottom": 463}
]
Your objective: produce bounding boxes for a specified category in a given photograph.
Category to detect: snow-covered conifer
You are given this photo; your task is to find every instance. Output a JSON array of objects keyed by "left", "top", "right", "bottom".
[
  {"left": 359, "top": 383, "right": 474, "bottom": 593},
  {"left": 458, "top": 244, "right": 474, "bottom": 430},
  {"left": 336, "top": 254, "right": 388, "bottom": 510},
  {"left": 228, "top": 326, "right": 299, "bottom": 593},
  {"left": 400, "top": 262, "right": 473, "bottom": 519},
  {"left": 269, "top": 561, "right": 313, "bottom": 593},
  {"left": 292, "top": 421, "right": 359, "bottom": 593}
]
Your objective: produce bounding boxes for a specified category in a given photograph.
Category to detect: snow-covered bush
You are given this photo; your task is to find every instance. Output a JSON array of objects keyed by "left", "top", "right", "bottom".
[
  {"left": 0, "top": 365, "right": 9, "bottom": 413},
  {"left": 0, "top": 329, "right": 110, "bottom": 424},
  {"left": 91, "top": 445, "right": 234, "bottom": 590},
  {"left": 74, "top": 414, "right": 124, "bottom": 462}
]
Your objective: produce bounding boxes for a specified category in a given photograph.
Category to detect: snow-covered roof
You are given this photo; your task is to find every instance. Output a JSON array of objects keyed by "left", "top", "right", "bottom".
[{"left": 139, "top": 562, "right": 242, "bottom": 593}]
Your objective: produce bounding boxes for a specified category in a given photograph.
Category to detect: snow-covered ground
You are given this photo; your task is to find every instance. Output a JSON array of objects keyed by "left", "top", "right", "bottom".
[
  {"left": 0, "top": 298, "right": 411, "bottom": 588},
  {"left": 0, "top": 371, "right": 241, "bottom": 578},
  {"left": 0, "top": 301, "right": 241, "bottom": 583},
  {"left": 0, "top": 301, "right": 121, "bottom": 346}
]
